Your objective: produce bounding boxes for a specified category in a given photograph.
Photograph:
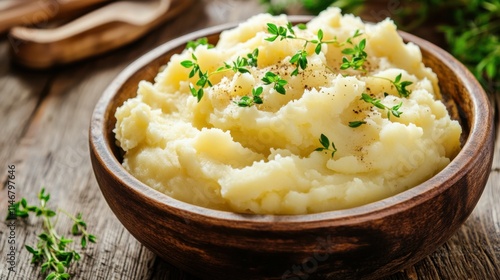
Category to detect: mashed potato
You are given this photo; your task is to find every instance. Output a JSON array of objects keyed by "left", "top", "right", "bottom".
[{"left": 114, "top": 8, "right": 461, "bottom": 214}]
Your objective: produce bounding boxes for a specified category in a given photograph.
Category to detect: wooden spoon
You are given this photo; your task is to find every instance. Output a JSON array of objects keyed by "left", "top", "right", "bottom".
[
  {"left": 8, "top": 0, "right": 193, "bottom": 68},
  {"left": 0, "top": 0, "right": 112, "bottom": 34}
]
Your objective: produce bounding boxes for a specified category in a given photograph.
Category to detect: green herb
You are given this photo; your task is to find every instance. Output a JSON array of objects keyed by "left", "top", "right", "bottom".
[
  {"left": 180, "top": 48, "right": 260, "bottom": 102},
  {"left": 373, "top": 73, "right": 413, "bottom": 97},
  {"left": 185, "top": 37, "right": 214, "bottom": 50},
  {"left": 315, "top": 133, "right": 337, "bottom": 158},
  {"left": 266, "top": 22, "right": 366, "bottom": 74},
  {"left": 180, "top": 53, "right": 207, "bottom": 102},
  {"left": 340, "top": 37, "right": 367, "bottom": 72},
  {"left": 234, "top": 87, "right": 264, "bottom": 107},
  {"left": 348, "top": 120, "right": 367, "bottom": 127},
  {"left": 217, "top": 56, "right": 252, "bottom": 74},
  {"left": 246, "top": 48, "right": 260, "bottom": 67},
  {"left": 437, "top": 1, "right": 500, "bottom": 93},
  {"left": 7, "top": 188, "right": 96, "bottom": 280},
  {"left": 360, "top": 93, "right": 403, "bottom": 120},
  {"left": 289, "top": 49, "right": 309, "bottom": 76},
  {"left": 262, "top": 71, "right": 288, "bottom": 94}
]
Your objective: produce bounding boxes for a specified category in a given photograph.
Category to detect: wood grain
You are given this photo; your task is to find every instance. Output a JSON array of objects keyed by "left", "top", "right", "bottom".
[{"left": 1, "top": 0, "right": 499, "bottom": 279}]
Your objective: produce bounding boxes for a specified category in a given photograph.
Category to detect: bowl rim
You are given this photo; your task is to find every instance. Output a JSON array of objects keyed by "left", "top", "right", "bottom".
[{"left": 90, "top": 16, "right": 492, "bottom": 230}]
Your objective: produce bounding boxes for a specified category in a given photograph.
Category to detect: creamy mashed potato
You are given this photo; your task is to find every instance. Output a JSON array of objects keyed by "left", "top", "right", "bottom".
[{"left": 114, "top": 8, "right": 461, "bottom": 214}]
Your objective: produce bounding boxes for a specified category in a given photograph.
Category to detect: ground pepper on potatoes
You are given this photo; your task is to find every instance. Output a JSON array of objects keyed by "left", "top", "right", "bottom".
[{"left": 114, "top": 8, "right": 462, "bottom": 215}]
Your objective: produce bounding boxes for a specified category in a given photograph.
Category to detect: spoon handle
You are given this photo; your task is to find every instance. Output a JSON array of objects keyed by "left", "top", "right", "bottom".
[
  {"left": 9, "top": 0, "right": 192, "bottom": 69},
  {"left": 0, "top": 0, "right": 112, "bottom": 34}
]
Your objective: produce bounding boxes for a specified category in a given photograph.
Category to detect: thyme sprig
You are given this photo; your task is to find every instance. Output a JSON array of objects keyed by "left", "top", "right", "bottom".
[
  {"left": 340, "top": 36, "right": 367, "bottom": 71},
  {"left": 262, "top": 71, "right": 288, "bottom": 95},
  {"left": 234, "top": 87, "right": 264, "bottom": 107},
  {"left": 186, "top": 37, "right": 214, "bottom": 50},
  {"left": 181, "top": 48, "right": 260, "bottom": 102},
  {"left": 266, "top": 23, "right": 366, "bottom": 75},
  {"left": 8, "top": 188, "right": 96, "bottom": 280},
  {"left": 315, "top": 134, "right": 337, "bottom": 158},
  {"left": 233, "top": 70, "right": 288, "bottom": 107},
  {"left": 373, "top": 73, "right": 413, "bottom": 97},
  {"left": 361, "top": 93, "right": 403, "bottom": 120},
  {"left": 348, "top": 120, "right": 367, "bottom": 128}
]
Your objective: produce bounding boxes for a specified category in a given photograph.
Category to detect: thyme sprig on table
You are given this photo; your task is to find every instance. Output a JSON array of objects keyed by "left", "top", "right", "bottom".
[{"left": 7, "top": 188, "right": 96, "bottom": 280}]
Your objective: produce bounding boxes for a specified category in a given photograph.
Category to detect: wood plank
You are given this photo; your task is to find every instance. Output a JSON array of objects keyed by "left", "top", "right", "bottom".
[{"left": 0, "top": 39, "right": 51, "bottom": 178}]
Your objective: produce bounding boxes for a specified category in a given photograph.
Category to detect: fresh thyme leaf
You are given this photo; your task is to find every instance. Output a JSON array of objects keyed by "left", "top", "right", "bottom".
[
  {"left": 180, "top": 60, "right": 194, "bottom": 68},
  {"left": 266, "top": 23, "right": 289, "bottom": 42},
  {"left": 290, "top": 50, "right": 308, "bottom": 76},
  {"left": 297, "top": 23, "right": 307, "bottom": 30},
  {"left": 246, "top": 48, "right": 260, "bottom": 67},
  {"left": 373, "top": 73, "right": 413, "bottom": 97},
  {"left": 265, "top": 23, "right": 366, "bottom": 74},
  {"left": 349, "top": 120, "right": 366, "bottom": 128},
  {"left": 389, "top": 102, "right": 403, "bottom": 119},
  {"left": 315, "top": 134, "right": 337, "bottom": 158},
  {"left": 8, "top": 188, "right": 97, "bottom": 280},
  {"left": 317, "top": 29, "right": 324, "bottom": 41},
  {"left": 186, "top": 37, "right": 214, "bottom": 50},
  {"left": 340, "top": 38, "right": 367, "bottom": 71},
  {"left": 262, "top": 72, "right": 288, "bottom": 94},
  {"left": 287, "top": 22, "right": 296, "bottom": 36},
  {"left": 361, "top": 93, "right": 403, "bottom": 119},
  {"left": 181, "top": 48, "right": 261, "bottom": 102},
  {"left": 319, "top": 133, "right": 330, "bottom": 150},
  {"left": 234, "top": 87, "right": 264, "bottom": 107}
]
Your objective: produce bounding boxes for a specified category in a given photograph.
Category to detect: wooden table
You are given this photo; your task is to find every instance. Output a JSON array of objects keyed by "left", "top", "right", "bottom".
[{"left": 1, "top": 0, "right": 499, "bottom": 279}]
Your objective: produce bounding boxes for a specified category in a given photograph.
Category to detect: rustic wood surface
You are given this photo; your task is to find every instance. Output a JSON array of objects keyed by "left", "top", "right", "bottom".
[{"left": 0, "top": 0, "right": 499, "bottom": 279}]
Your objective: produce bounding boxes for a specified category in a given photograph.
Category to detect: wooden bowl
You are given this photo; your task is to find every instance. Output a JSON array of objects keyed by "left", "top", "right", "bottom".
[{"left": 89, "top": 17, "right": 494, "bottom": 280}]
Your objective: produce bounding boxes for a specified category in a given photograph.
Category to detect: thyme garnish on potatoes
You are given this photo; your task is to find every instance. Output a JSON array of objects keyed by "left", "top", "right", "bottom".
[
  {"left": 374, "top": 73, "right": 413, "bottom": 97},
  {"left": 261, "top": 71, "right": 288, "bottom": 95},
  {"left": 233, "top": 71, "right": 288, "bottom": 107},
  {"left": 315, "top": 133, "right": 338, "bottom": 158},
  {"left": 181, "top": 24, "right": 415, "bottom": 157},
  {"left": 340, "top": 37, "right": 367, "bottom": 72},
  {"left": 361, "top": 93, "right": 404, "bottom": 119},
  {"left": 350, "top": 73, "right": 412, "bottom": 127},
  {"left": 266, "top": 23, "right": 366, "bottom": 74},
  {"left": 350, "top": 93, "right": 404, "bottom": 127},
  {"left": 7, "top": 188, "right": 96, "bottom": 280},
  {"left": 234, "top": 86, "right": 264, "bottom": 107},
  {"left": 181, "top": 47, "right": 260, "bottom": 102}
]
